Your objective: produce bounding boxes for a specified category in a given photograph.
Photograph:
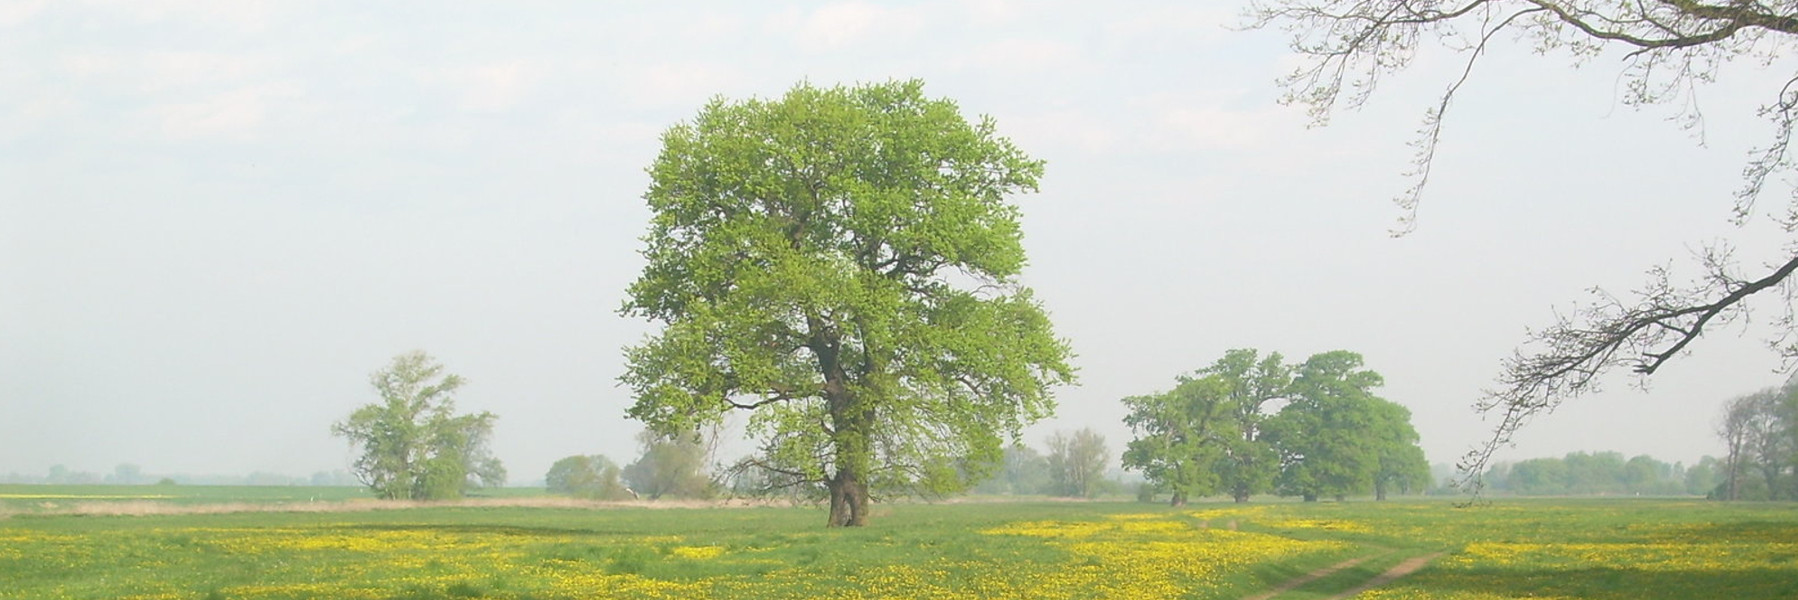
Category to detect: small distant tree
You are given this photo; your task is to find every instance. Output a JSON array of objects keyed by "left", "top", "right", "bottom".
[
  {"left": 546, "top": 455, "right": 630, "bottom": 500},
  {"left": 623, "top": 431, "right": 714, "bottom": 500},
  {"left": 1686, "top": 458, "right": 1715, "bottom": 496},
  {"left": 1740, "top": 390, "right": 1795, "bottom": 500},
  {"left": 110, "top": 464, "right": 144, "bottom": 485},
  {"left": 987, "top": 444, "right": 1051, "bottom": 495},
  {"left": 331, "top": 351, "right": 506, "bottom": 500},
  {"left": 1717, "top": 393, "right": 1759, "bottom": 501},
  {"left": 1046, "top": 428, "right": 1109, "bottom": 498}
]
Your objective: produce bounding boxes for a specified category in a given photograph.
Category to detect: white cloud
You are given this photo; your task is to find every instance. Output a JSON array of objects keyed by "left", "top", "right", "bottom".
[
  {"left": 619, "top": 61, "right": 749, "bottom": 110},
  {"left": 962, "top": 0, "right": 1022, "bottom": 25},
  {"left": 58, "top": 50, "right": 270, "bottom": 96},
  {"left": 140, "top": 82, "right": 301, "bottom": 141},
  {"left": 424, "top": 61, "right": 543, "bottom": 113},
  {"left": 81, "top": 0, "right": 279, "bottom": 32},
  {"left": 0, "top": 0, "right": 48, "bottom": 27},
  {"left": 961, "top": 38, "right": 1083, "bottom": 73},
  {"left": 1137, "top": 92, "right": 1301, "bottom": 151},
  {"left": 1105, "top": 5, "right": 1232, "bottom": 42},
  {"left": 770, "top": 2, "right": 927, "bottom": 50},
  {"left": 1005, "top": 109, "right": 1120, "bottom": 156}
]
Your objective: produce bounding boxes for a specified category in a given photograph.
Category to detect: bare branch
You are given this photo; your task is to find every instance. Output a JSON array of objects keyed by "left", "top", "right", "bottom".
[{"left": 1459, "top": 250, "right": 1798, "bottom": 480}]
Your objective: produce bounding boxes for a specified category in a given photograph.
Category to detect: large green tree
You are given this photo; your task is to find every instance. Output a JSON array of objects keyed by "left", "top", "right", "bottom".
[
  {"left": 1122, "top": 376, "right": 1237, "bottom": 506},
  {"left": 331, "top": 351, "right": 505, "bottom": 500},
  {"left": 620, "top": 80, "right": 1075, "bottom": 527},
  {"left": 1370, "top": 400, "right": 1432, "bottom": 500},
  {"left": 1123, "top": 349, "right": 1430, "bottom": 503},
  {"left": 1200, "top": 349, "right": 1292, "bottom": 502},
  {"left": 1266, "top": 351, "right": 1388, "bottom": 502}
]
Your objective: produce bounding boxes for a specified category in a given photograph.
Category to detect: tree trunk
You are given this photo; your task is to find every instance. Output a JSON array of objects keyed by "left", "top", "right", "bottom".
[
  {"left": 1375, "top": 481, "right": 1388, "bottom": 501},
  {"left": 1303, "top": 492, "right": 1318, "bottom": 502},
  {"left": 827, "top": 469, "right": 870, "bottom": 527},
  {"left": 811, "top": 318, "right": 873, "bottom": 527},
  {"left": 1169, "top": 491, "right": 1187, "bottom": 507},
  {"left": 1232, "top": 485, "right": 1250, "bottom": 503}
]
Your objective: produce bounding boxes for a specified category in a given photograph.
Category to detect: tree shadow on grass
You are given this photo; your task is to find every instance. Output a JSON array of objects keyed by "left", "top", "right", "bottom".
[
  {"left": 1403, "top": 565, "right": 1798, "bottom": 599},
  {"left": 339, "top": 523, "right": 614, "bottom": 538},
  {"left": 1652, "top": 520, "right": 1798, "bottom": 544}
]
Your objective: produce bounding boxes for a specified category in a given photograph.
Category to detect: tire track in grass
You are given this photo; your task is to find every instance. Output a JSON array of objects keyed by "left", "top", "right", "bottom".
[
  {"left": 1241, "top": 552, "right": 1391, "bottom": 600},
  {"left": 1321, "top": 552, "right": 1444, "bottom": 600}
]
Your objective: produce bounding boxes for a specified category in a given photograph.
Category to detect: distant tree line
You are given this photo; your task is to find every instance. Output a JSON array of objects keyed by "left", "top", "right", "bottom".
[
  {"left": 970, "top": 428, "right": 1121, "bottom": 498},
  {"left": 1480, "top": 452, "right": 1719, "bottom": 497},
  {"left": 1716, "top": 377, "right": 1798, "bottom": 501},
  {"left": 2, "top": 465, "right": 361, "bottom": 487},
  {"left": 545, "top": 431, "right": 717, "bottom": 501},
  {"left": 1121, "top": 349, "right": 1430, "bottom": 505}
]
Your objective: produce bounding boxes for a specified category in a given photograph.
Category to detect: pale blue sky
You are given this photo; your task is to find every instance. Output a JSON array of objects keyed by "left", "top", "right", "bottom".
[{"left": 4, "top": 0, "right": 1793, "bottom": 483}]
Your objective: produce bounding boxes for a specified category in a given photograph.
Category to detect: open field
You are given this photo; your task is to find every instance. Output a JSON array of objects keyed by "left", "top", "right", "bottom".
[{"left": 2, "top": 493, "right": 1796, "bottom": 599}]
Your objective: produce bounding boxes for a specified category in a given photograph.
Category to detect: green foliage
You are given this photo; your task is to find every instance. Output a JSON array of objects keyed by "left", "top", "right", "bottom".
[
  {"left": 1267, "top": 351, "right": 1387, "bottom": 501},
  {"left": 1045, "top": 428, "right": 1109, "bottom": 498},
  {"left": 972, "top": 444, "right": 1051, "bottom": 495},
  {"left": 544, "top": 455, "right": 630, "bottom": 500},
  {"left": 1121, "top": 376, "right": 1236, "bottom": 505},
  {"left": 1482, "top": 451, "right": 1711, "bottom": 497},
  {"left": 619, "top": 79, "right": 1074, "bottom": 525},
  {"left": 1370, "top": 400, "right": 1431, "bottom": 500},
  {"left": 330, "top": 351, "right": 506, "bottom": 500},
  {"left": 1122, "top": 349, "right": 1429, "bottom": 503},
  {"left": 1715, "top": 380, "right": 1798, "bottom": 501},
  {"left": 1197, "top": 349, "right": 1290, "bottom": 502},
  {"left": 622, "top": 431, "right": 715, "bottom": 500}
]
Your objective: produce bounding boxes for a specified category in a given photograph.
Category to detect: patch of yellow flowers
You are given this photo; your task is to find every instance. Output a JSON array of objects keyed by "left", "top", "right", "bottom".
[{"left": 1, "top": 513, "right": 1347, "bottom": 600}]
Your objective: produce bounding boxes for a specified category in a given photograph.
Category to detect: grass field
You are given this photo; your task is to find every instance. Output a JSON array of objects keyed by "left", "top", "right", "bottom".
[{"left": 2, "top": 489, "right": 1796, "bottom": 599}]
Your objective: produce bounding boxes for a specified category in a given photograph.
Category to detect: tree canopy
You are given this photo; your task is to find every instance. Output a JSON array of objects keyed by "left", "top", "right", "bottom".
[
  {"left": 622, "top": 431, "right": 714, "bottom": 500},
  {"left": 1715, "top": 379, "right": 1798, "bottom": 500},
  {"left": 546, "top": 454, "right": 631, "bottom": 500},
  {"left": 1247, "top": 1, "right": 1798, "bottom": 478},
  {"left": 1046, "top": 428, "right": 1112, "bottom": 499},
  {"left": 619, "top": 80, "right": 1075, "bottom": 526},
  {"left": 1122, "top": 376, "right": 1236, "bottom": 506},
  {"left": 1124, "top": 349, "right": 1429, "bottom": 503},
  {"left": 330, "top": 351, "right": 505, "bottom": 500}
]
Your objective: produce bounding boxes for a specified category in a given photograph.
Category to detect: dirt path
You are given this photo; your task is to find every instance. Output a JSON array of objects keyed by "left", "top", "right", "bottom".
[
  {"left": 1240, "top": 553, "right": 1388, "bottom": 600},
  {"left": 1321, "top": 552, "right": 1445, "bottom": 600}
]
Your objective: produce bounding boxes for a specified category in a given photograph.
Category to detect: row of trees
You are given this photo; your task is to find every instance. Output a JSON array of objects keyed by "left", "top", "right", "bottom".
[
  {"left": 545, "top": 431, "right": 714, "bottom": 500},
  {"left": 2, "top": 466, "right": 360, "bottom": 487},
  {"left": 1122, "top": 349, "right": 1430, "bottom": 505},
  {"left": 972, "top": 429, "right": 1118, "bottom": 498},
  {"left": 1481, "top": 452, "right": 1719, "bottom": 497},
  {"left": 1718, "top": 378, "right": 1798, "bottom": 501},
  {"left": 321, "top": 0, "right": 1798, "bottom": 523}
]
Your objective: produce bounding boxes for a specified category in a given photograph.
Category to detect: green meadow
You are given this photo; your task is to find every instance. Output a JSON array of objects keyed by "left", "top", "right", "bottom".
[{"left": 2, "top": 491, "right": 1796, "bottom": 599}]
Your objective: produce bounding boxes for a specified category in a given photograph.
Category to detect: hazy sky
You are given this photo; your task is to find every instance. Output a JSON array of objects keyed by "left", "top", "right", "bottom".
[{"left": 5, "top": 1, "right": 1795, "bottom": 484}]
